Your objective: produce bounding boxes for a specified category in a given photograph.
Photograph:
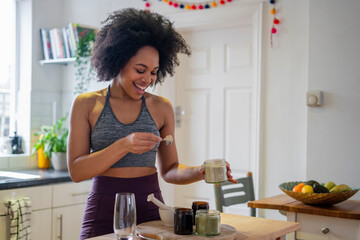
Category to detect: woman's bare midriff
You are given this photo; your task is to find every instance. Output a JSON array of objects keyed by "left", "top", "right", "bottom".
[{"left": 101, "top": 167, "right": 157, "bottom": 178}]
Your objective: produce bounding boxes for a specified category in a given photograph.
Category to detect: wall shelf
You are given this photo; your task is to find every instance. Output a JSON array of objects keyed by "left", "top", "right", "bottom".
[{"left": 39, "top": 58, "right": 76, "bottom": 65}]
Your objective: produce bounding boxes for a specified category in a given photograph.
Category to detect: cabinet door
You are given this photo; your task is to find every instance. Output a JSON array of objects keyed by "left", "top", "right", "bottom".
[
  {"left": 31, "top": 209, "right": 51, "bottom": 240},
  {"left": 0, "top": 185, "right": 52, "bottom": 213},
  {"left": 0, "top": 215, "right": 9, "bottom": 240},
  {"left": 52, "top": 180, "right": 91, "bottom": 207},
  {"left": 52, "top": 204, "right": 86, "bottom": 240},
  {"left": 295, "top": 213, "right": 360, "bottom": 240},
  {"left": 0, "top": 211, "right": 52, "bottom": 240}
]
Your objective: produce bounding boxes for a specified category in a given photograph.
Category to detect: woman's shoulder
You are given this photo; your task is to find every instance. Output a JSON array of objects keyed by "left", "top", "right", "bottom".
[
  {"left": 145, "top": 92, "right": 173, "bottom": 110},
  {"left": 73, "top": 88, "right": 107, "bottom": 108},
  {"left": 75, "top": 88, "right": 106, "bottom": 102},
  {"left": 144, "top": 93, "right": 174, "bottom": 128}
]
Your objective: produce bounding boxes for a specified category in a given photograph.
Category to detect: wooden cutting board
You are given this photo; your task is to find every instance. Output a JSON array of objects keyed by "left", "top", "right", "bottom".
[{"left": 136, "top": 220, "right": 246, "bottom": 240}]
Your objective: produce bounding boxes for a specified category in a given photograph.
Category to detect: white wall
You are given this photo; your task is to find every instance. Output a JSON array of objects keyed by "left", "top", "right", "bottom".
[
  {"left": 259, "top": 0, "right": 309, "bottom": 219},
  {"left": 23, "top": 0, "right": 360, "bottom": 219},
  {"left": 306, "top": 1, "right": 360, "bottom": 193}
]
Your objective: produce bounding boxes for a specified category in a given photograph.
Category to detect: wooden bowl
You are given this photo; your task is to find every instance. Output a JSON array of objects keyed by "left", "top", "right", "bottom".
[
  {"left": 279, "top": 181, "right": 359, "bottom": 205},
  {"left": 136, "top": 232, "right": 163, "bottom": 240}
]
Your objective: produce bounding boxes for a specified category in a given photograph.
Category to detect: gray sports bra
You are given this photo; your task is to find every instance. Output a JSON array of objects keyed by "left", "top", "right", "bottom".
[{"left": 90, "top": 85, "right": 160, "bottom": 168}]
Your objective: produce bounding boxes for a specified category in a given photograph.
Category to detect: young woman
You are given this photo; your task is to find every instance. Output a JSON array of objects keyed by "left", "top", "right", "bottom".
[{"left": 67, "top": 8, "right": 236, "bottom": 239}]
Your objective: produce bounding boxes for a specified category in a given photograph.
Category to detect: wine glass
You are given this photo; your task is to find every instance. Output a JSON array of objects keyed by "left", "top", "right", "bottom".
[{"left": 114, "top": 193, "right": 137, "bottom": 240}]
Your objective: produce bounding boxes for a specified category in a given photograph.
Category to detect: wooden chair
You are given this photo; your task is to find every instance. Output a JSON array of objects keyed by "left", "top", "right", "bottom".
[{"left": 214, "top": 171, "right": 256, "bottom": 217}]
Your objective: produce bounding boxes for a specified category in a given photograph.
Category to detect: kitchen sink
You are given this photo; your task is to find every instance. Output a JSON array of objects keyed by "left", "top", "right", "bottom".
[
  {"left": 0, "top": 171, "right": 41, "bottom": 180},
  {"left": 0, "top": 176, "right": 13, "bottom": 180}
]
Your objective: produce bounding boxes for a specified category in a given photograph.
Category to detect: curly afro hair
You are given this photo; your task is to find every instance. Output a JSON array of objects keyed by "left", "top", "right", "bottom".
[{"left": 91, "top": 8, "right": 191, "bottom": 85}]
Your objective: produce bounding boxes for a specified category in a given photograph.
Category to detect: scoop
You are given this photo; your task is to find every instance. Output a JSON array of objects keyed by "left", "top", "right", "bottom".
[
  {"left": 162, "top": 135, "right": 173, "bottom": 146},
  {"left": 147, "top": 193, "right": 172, "bottom": 210}
]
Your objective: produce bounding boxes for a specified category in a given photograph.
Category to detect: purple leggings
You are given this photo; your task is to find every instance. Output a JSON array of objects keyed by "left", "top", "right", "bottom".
[{"left": 79, "top": 173, "right": 164, "bottom": 240}]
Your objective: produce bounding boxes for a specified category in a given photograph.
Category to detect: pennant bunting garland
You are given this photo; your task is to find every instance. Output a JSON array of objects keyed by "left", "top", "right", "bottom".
[
  {"left": 144, "top": 0, "right": 233, "bottom": 11},
  {"left": 270, "top": 0, "right": 280, "bottom": 47}
]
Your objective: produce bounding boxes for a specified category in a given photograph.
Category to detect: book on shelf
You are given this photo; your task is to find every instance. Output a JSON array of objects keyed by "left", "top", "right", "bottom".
[
  {"left": 49, "top": 28, "right": 60, "bottom": 59},
  {"left": 55, "top": 28, "right": 65, "bottom": 59},
  {"left": 40, "top": 28, "right": 52, "bottom": 60},
  {"left": 62, "top": 28, "right": 71, "bottom": 58},
  {"left": 39, "top": 23, "right": 98, "bottom": 62}
]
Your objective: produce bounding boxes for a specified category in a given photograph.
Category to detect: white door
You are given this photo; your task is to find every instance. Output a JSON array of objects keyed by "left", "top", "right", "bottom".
[{"left": 173, "top": 25, "right": 258, "bottom": 215}]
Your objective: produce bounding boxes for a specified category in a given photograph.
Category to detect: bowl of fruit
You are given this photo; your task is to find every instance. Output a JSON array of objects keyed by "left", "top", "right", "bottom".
[{"left": 279, "top": 180, "right": 359, "bottom": 205}]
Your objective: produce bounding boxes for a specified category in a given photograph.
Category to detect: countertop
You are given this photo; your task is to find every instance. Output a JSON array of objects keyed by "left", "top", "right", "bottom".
[
  {"left": 87, "top": 213, "right": 301, "bottom": 240},
  {"left": 248, "top": 194, "right": 360, "bottom": 220},
  {"left": 0, "top": 169, "right": 72, "bottom": 190}
]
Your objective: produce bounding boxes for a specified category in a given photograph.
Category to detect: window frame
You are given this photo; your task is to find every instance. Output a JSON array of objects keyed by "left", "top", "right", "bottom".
[
  {"left": 0, "top": 0, "right": 30, "bottom": 160},
  {"left": 10, "top": 0, "right": 19, "bottom": 136}
]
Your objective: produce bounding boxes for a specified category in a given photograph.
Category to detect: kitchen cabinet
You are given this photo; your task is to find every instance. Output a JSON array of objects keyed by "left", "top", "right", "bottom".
[
  {"left": 52, "top": 204, "right": 86, "bottom": 240},
  {"left": 248, "top": 194, "right": 360, "bottom": 240},
  {"left": 1, "top": 211, "right": 53, "bottom": 240},
  {"left": 288, "top": 212, "right": 360, "bottom": 240},
  {"left": 31, "top": 209, "right": 52, "bottom": 240},
  {"left": 51, "top": 181, "right": 91, "bottom": 240},
  {"left": 0, "top": 215, "right": 8, "bottom": 239},
  {"left": 0, "top": 180, "right": 91, "bottom": 240},
  {"left": 0, "top": 185, "right": 52, "bottom": 240}
]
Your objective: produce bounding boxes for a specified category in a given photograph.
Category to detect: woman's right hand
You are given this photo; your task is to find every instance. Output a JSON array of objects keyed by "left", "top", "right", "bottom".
[{"left": 125, "top": 132, "right": 162, "bottom": 154}]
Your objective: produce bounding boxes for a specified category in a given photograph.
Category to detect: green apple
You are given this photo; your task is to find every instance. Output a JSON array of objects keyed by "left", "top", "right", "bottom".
[{"left": 324, "top": 181, "right": 336, "bottom": 191}]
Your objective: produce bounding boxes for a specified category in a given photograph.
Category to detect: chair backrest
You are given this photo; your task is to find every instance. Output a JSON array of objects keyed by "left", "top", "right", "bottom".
[{"left": 214, "top": 171, "right": 256, "bottom": 217}]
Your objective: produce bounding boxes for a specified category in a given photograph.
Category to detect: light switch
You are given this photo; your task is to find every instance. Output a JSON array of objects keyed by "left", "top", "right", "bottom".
[{"left": 306, "top": 90, "right": 323, "bottom": 107}]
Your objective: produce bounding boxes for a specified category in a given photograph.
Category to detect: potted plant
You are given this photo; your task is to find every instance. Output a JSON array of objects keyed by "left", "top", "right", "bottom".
[
  {"left": 32, "top": 115, "right": 69, "bottom": 170},
  {"left": 73, "top": 26, "right": 97, "bottom": 95}
]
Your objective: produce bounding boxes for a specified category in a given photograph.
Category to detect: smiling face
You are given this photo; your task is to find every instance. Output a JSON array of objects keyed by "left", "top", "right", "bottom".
[{"left": 116, "top": 46, "right": 159, "bottom": 100}]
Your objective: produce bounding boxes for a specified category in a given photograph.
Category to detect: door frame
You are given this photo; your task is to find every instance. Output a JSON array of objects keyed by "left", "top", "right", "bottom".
[{"left": 160, "top": 1, "right": 264, "bottom": 201}]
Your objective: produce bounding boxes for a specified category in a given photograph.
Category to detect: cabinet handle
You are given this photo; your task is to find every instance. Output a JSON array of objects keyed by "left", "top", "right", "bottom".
[
  {"left": 57, "top": 214, "right": 63, "bottom": 240},
  {"left": 321, "top": 227, "right": 329, "bottom": 234},
  {"left": 71, "top": 192, "right": 89, "bottom": 197}
]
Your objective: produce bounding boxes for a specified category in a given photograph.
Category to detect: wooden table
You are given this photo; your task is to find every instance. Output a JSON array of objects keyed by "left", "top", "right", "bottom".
[
  {"left": 86, "top": 213, "right": 300, "bottom": 240},
  {"left": 248, "top": 194, "right": 360, "bottom": 240}
]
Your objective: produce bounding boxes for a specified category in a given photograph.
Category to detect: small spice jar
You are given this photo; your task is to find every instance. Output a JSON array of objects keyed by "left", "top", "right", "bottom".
[
  {"left": 192, "top": 201, "right": 209, "bottom": 225},
  {"left": 195, "top": 209, "right": 221, "bottom": 236},
  {"left": 174, "top": 208, "right": 193, "bottom": 235},
  {"left": 204, "top": 159, "right": 227, "bottom": 183}
]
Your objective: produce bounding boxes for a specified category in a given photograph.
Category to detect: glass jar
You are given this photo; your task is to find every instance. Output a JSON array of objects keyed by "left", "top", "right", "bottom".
[
  {"left": 192, "top": 201, "right": 209, "bottom": 225},
  {"left": 195, "top": 209, "right": 221, "bottom": 236},
  {"left": 174, "top": 208, "right": 193, "bottom": 235},
  {"left": 204, "top": 159, "right": 227, "bottom": 183}
]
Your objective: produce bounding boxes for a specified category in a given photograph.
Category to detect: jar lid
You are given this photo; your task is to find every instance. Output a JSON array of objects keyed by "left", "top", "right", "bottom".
[
  {"left": 196, "top": 209, "right": 220, "bottom": 217},
  {"left": 204, "top": 159, "right": 226, "bottom": 166},
  {"left": 192, "top": 201, "right": 209, "bottom": 207},
  {"left": 175, "top": 208, "right": 193, "bottom": 214}
]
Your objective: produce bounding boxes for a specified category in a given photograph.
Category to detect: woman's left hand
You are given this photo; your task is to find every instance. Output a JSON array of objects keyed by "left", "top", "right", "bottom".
[
  {"left": 225, "top": 161, "right": 238, "bottom": 183},
  {"left": 199, "top": 161, "right": 238, "bottom": 184}
]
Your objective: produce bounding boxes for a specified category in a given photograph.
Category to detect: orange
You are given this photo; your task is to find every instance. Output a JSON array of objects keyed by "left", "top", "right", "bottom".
[
  {"left": 302, "top": 185, "right": 314, "bottom": 193},
  {"left": 292, "top": 183, "right": 306, "bottom": 192}
]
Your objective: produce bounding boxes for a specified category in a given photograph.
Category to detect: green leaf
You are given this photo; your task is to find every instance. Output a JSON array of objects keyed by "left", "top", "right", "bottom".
[
  {"left": 32, "top": 114, "right": 69, "bottom": 159},
  {"left": 74, "top": 31, "right": 97, "bottom": 95}
]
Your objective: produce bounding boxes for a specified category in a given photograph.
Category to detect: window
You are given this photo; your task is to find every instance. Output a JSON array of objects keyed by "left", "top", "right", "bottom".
[{"left": 0, "top": 0, "right": 16, "bottom": 138}]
